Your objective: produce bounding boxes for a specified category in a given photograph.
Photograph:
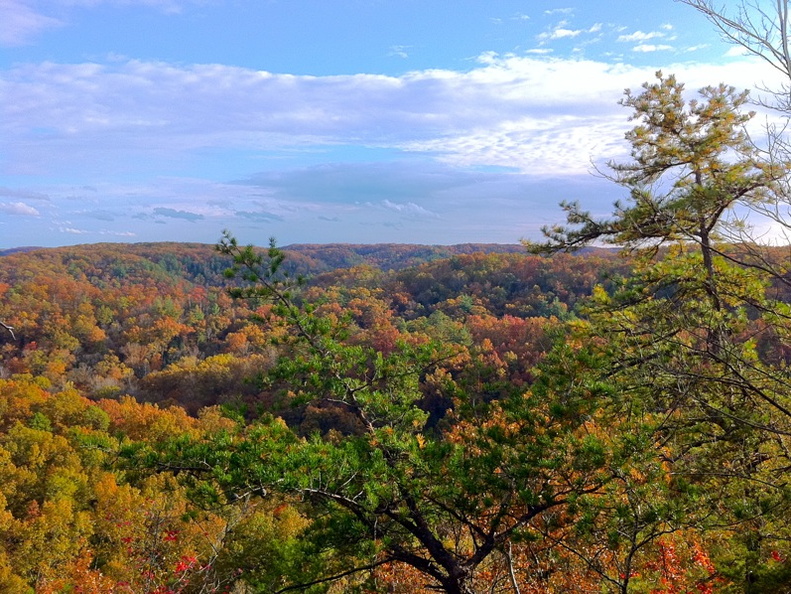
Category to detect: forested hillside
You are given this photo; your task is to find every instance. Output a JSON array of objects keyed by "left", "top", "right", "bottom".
[
  {"left": 0, "top": 239, "right": 639, "bottom": 592},
  {"left": 1, "top": 227, "right": 791, "bottom": 592},
  {"left": 0, "top": 242, "right": 621, "bottom": 409}
]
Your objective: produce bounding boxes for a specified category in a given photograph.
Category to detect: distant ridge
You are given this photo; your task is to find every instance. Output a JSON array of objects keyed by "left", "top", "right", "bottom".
[
  {"left": 0, "top": 242, "right": 618, "bottom": 275},
  {"left": 0, "top": 241, "right": 529, "bottom": 275},
  {"left": 0, "top": 247, "right": 44, "bottom": 256},
  {"left": 283, "top": 243, "right": 525, "bottom": 272}
]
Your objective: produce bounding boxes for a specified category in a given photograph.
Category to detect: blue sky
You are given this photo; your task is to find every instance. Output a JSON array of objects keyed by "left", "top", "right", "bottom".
[{"left": 0, "top": 0, "right": 783, "bottom": 247}]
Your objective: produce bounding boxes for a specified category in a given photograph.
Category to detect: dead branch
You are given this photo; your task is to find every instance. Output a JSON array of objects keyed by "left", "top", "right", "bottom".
[{"left": 0, "top": 321, "right": 14, "bottom": 340}]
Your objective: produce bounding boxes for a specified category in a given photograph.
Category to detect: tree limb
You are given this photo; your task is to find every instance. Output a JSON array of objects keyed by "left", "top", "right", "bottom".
[
  {"left": 0, "top": 321, "right": 14, "bottom": 340},
  {"left": 273, "top": 558, "right": 393, "bottom": 593}
]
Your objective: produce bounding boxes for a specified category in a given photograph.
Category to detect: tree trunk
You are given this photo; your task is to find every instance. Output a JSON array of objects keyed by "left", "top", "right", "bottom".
[{"left": 439, "top": 576, "right": 476, "bottom": 594}]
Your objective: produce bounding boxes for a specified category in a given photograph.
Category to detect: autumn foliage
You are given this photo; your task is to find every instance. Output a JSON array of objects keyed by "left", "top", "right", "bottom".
[{"left": 1, "top": 234, "right": 789, "bottom": 591}]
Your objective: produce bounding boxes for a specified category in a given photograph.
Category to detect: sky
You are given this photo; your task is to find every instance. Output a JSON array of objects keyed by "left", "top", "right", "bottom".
[{"left": 0, "top": 0, "right": 786, "bottom": 248}]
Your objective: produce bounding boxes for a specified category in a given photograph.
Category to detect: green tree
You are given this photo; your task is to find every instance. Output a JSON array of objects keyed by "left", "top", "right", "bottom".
[
  {"left": 135, "top": 233, "right": 612, "bottom": 594},
  {"left": 530, "top": 72, "right": 791, "bottom": 591},
  {"left": 532, "top": 71, "right": 783, "bottom": 254}
]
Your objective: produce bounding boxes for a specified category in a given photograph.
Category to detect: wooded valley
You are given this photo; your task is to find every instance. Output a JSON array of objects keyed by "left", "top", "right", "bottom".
[
  {"left": 0, "top": 239, "right": 633, "bottom": 593},
  {"left": 0, "top": 228, "right": 790, "bottom": 592}
]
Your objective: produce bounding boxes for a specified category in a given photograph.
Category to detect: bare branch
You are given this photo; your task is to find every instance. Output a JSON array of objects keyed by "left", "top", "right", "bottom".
[
  {"left": 0, "top": 321, "right": 15, "bottom": 341},
  {"left": 677, "top": 1, "right": 791, "bottom": 84}
]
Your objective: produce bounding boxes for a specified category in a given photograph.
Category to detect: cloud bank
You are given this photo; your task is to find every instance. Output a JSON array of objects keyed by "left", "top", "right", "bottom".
[{"left": 2, "top": 53, "right": 778, "bottom": 181}]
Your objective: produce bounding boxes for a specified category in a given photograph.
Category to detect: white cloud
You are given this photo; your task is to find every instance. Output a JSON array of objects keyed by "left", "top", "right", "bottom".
[
  {"left": 0, "top": 54, "right": 782, "bottom": 182},
  {"left": 552, "top": 27, "right": 583, "bottom": 38},
  {"left": 617, "top": 30, "right": 665, "bottom": 43},
  {"left": 725, "top": 45, "right": 751, "bottom": 57},
  {"left": 632, "top": 44, "right": 674, "bottom": 53},
  {"left": 382, "top": 200, "right": 438, "bottom": 218},
  {"left": 0, "top": 202, "right": 40, "bottom": 216},
  {"left": 539, "top": 27, "right": 582, "bottom": 41},
  {"left": 538, "top": 22, "right": 603, "bottom": 42}
]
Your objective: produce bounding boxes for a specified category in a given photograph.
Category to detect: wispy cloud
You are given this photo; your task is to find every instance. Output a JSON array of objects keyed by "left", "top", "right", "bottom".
[
  {"left": 544, "top": 8, "right": 573, "bottom": 16},
  {"left": 80, "top": 209, "right": 117, "bottom": 221},
  {"left": 0, "top": 0, "right": 62, "bottom": 46},
  {"left": 617, "top": 30, "right": 665, "bottom": 43},
  {"left": 153, "top": 207, "right": 204, "bottom": 221},
  {"left": 0, "top": 187, "right": 50, "bottom": 201},
  {"left": 235, "top": 210, "right": 285, "bottom": 222},
  {"left": 0, "top": 202, "right": 40, "bottom": 216},
  {"left": 0, "top": 54, "right": 779, "bottom": 181},
  {"left": 59, "top": 226, "right": 89, "bottom": 234},
  {"left": 1, "top": 0, "right": 200, "bottom": 46},
  {"left": 388, "top": 45, "right": 411, "bottom": 59},
  {"left": 381, "top": 199, "right": 438, "bottom": 218},
  {"left": 101, "top": 230, "right": 137, "bottom": 237},
  {"left": 538, "top": 22, "right": 602, "bottom": 42}
]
